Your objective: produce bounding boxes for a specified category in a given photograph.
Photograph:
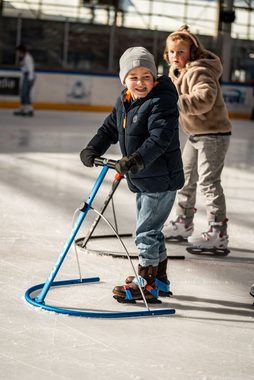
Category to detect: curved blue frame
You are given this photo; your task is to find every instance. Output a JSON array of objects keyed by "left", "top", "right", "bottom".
[
  {"left": 25, "top": 277, "right": 175, "bottom": 319},
  {"left": 24, "top": 161, "right": 176, "bottom": 319}
]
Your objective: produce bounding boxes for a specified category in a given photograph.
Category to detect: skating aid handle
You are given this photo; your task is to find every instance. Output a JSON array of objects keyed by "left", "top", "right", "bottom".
[{"left": 94, "top": 157, "right": 117, "bottom": 170}]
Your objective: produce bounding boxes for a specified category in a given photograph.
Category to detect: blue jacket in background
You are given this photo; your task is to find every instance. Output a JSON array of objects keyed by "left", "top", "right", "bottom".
[{"left": 88, "top": 75, "right": 184, "bottom": 193}]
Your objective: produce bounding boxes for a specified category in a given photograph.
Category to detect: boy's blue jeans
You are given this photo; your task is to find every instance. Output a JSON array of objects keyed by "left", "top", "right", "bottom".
[{"left": 135, "top": 190, "right": 176, "bottom": 267}]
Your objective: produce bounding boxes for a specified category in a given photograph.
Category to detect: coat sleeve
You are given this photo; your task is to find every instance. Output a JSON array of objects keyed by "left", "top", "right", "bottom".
[
  {"left": 87, "top": 101, "right": 120, "bottom": 155},
  {"left": 179, "top": 69, "right": 218, "bottom": 116}
]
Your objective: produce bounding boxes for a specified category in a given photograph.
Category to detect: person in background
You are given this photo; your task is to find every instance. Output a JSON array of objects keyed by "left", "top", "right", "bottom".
[
  {"left": 80, "top": 47, "right": 184, "bottom": 303},
  {"left": 162, "top": 25, "right": 232, "bottom": 252},
  {"left": 14, "top": 44, "right": 35, "bottom": 117}
]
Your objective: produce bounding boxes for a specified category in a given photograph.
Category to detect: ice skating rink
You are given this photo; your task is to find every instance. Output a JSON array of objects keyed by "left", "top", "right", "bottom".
[{"left": 0, "top": 108, "right": 253, "bottom": 380}]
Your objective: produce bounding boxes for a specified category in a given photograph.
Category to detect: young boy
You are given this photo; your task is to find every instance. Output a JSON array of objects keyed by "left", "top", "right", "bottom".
[{"left": 80, "top": 47, "right": 184, "bottom": 303}]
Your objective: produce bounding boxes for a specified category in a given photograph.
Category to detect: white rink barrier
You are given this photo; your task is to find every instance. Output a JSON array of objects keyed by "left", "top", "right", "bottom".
[{"left": 0, "top": 67, "right": 253, "bottom": 118}]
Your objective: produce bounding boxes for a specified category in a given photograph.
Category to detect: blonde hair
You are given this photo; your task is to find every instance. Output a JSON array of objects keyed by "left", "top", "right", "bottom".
[{"left": 163, "top": 25, "right": 208, "bottom": 64}]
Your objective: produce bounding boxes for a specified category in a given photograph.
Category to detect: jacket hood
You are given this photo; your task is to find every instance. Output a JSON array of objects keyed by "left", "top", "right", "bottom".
[
  {"left": 187, "top": 50, "right": 223, "bottom": 80},
  {"left": 152, "top": 75, "right": 178, "bottom": 100}
]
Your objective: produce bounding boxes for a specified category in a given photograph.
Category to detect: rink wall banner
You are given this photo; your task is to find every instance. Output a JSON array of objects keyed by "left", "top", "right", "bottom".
[
  {"left": 221, "top": 82, "right": 254, "bottom": 119},
  {"left": 0, "top": 68, "right": 122, "bottom": 112},
  {"left": 0, "top": 68, "right": 253, "bottom": 119},
  {"left": 0, "top": 76, "right": 19, "bottom": 96}
]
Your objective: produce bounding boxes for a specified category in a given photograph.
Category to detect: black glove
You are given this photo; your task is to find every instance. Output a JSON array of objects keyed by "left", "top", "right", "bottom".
[
  {"left": 115, "top": 153, "right": 144, "bottom": 175},
  {"left": 80, "top": 145, "right": 100, "bottom": 167}
]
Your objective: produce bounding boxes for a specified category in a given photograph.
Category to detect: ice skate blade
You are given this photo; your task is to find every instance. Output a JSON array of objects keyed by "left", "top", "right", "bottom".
[
  {"left": 113, "top": 295, "right": 162, "bottom": 304},
  {"left": 186, "top": 246, "right": 230, "bottom": 256},
  {"left": 165, "top": 235, "right": 188, "bottom": 243},
  {"left": 159, "top": 290, "right": 173, "bottom": 297},
  {"left": 146, "top": 298, "right": 162, "bottom": 304},
  {"left": 113, "top": 296, "right": 136, "bottom": 304}
]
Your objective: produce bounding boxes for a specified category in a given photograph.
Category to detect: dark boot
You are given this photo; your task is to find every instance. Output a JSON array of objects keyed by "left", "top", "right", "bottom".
[
  {"left": 113, "top": 265, "right": 160, "bottom": 303},
  {"left": 125, "top": 258, "right": 172, "bottom": 297},
  {"left": 156, "top": 259, "right": 172, "bottom": 296}
]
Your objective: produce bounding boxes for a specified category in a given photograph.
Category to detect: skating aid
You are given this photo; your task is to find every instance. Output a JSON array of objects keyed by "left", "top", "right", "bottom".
[{"left": 25, "top": 157, "right": 175, "bottom": 319}]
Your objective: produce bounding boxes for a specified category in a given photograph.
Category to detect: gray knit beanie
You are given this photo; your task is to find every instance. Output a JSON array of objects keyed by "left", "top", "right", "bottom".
[{"left": 119, "top": 47, "right": 157, "bottom": 84}]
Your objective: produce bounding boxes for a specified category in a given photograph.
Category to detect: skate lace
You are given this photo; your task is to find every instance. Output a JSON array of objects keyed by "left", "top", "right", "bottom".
[
  {"left": 202, "top": 230, "right": 225, "bottom": 241},
  {"left": 171, "top": 221, "right": 178, "bottom": 230},
  {"left": 133, "top": 275, "right": 147, "bottom": 288},
  {"left": 201, "top": 232, "right": 210, "bottom": 241},
  {"left": 171, "top": 219, "right": 185, "bottom": 230}
]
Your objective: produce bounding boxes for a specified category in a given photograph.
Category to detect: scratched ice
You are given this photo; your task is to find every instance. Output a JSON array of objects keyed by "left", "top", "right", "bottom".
[{"left": 0, "top": 109, "right": 253, "bottom": 380}]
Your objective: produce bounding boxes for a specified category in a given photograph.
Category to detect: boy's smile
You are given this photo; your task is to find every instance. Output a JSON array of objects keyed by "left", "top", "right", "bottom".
[{"left": 125, "top": 67, "right": 155, "bottom": 100}]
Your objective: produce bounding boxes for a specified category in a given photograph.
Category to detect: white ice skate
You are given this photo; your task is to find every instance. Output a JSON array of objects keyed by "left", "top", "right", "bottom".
[
  {"left": 187, "top": 225, "right": 230, "bottom": 255},
  {"left": 163, "top": 217, "right": 194, "bottom": 241}
]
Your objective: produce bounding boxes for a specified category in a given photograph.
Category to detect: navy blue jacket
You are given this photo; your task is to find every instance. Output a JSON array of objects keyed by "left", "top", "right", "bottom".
[{"left": 88, "top": 75, "right": 184, "bottom": 193}]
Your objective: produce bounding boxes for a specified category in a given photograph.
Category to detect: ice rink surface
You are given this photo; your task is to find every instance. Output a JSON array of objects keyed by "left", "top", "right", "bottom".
[{"left": 0, "top": 109, "right": 253, "bottom": 380}]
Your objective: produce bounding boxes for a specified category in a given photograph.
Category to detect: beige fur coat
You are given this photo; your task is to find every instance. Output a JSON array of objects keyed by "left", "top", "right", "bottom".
[{"left": 169, "top": 50, "right": 232, "bottom": 136}]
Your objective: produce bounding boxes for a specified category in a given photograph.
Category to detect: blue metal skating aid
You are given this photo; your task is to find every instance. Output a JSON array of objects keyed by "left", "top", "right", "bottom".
[{"left": 24, "top": 157, "right": 176, "bottom": 319}]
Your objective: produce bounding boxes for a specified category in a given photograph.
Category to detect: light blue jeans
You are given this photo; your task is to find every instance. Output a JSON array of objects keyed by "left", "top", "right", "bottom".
[{"left": 135, "top": 190, "right": 176, "bottom": 267}]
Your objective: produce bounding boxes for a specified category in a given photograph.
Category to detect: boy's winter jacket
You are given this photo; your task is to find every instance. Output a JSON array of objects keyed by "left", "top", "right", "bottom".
[{"left": 87, "top": 75, "right": 184, "bottom": 193}]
